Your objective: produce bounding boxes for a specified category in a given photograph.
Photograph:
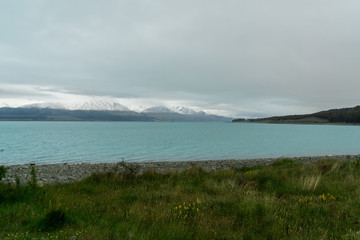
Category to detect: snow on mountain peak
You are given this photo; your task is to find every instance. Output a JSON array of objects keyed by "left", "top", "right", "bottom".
[
  {"left": 20, "top": 102, "right": 67, "bottom": 109},
  {"left": 142, "top": 106, "right": 206, "bottom": 115},
  {"left": 16, "top": 101, "right": 208, "bottom": 115},
  {"left": 0, "top": 102, "right": 9, "bottom": 108},
  {"left": 171, "top": 106, "right": 205, "bottom": 115},
  {"left": 142, "top": 106, "right": 174, "bottom": 113},
  {"left": 70, "top": 101, "right": 129, "bottom": 111},
  {"left": 19, "top": 100, "right": 130, "bottom": 111}
]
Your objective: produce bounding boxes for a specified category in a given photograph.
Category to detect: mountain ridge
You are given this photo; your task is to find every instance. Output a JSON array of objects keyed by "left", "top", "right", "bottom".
[
  {"left": 142, "top": 105, "right": 205, "bottom": 115},
  {"left": 20, "top": 100, "right": 130, "bottom": 111},
  {"left": 18, "top": 100, "right": 205, "bottom": 115},
  {"left": 0, "top": 101, "right": 231, "bottom": 122}
]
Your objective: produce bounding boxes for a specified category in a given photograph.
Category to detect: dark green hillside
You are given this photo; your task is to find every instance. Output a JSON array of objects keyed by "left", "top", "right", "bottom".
[{"left": 233, "top": 105, "right": 360, "bottom": 124}]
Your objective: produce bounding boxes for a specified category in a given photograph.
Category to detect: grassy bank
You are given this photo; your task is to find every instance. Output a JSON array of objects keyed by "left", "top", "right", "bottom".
[{"left": 1, "top": 159, "right": 360, "bottom": 239}]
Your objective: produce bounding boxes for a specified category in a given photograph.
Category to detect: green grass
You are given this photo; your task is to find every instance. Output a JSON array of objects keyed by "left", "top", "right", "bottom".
[{"left": 1, "top": 158, "right": 360, "bottom": 239}]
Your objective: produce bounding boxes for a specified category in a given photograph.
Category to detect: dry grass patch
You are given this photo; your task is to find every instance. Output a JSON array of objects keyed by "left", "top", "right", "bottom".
[{"left": 300, "top": 174, "right": 322, "bottom": 191}]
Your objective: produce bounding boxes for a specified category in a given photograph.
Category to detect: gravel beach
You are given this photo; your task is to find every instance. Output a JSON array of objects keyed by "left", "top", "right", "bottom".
[{"left": 1, "top": 154, "right": 359, "bottom": 185}]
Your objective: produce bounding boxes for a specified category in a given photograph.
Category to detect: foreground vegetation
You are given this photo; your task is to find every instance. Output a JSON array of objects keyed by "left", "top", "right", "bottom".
[{"left": 1, "top": 159, "right": 360, "bottom": 239}]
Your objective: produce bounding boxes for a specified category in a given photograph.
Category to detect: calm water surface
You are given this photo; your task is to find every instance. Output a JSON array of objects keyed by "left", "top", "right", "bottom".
[{"left": 0, "top": 121, "right": 360, "bottom": 165}]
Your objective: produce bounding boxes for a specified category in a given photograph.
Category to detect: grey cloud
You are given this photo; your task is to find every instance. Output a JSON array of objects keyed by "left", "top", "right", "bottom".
[{"left": 1, "top": 0, "right": 360, "bottom": 117}]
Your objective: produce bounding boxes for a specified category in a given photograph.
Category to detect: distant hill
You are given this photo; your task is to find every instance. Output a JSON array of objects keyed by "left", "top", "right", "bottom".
[
  {"left": 143, "top": 112, "right": 230, "bottom": 122},
  {"left": 0, "top": 107, "right": 231, "bottom": 122},
  {"left": 233, "top": 106, "right": 360, "bottom": 124}
]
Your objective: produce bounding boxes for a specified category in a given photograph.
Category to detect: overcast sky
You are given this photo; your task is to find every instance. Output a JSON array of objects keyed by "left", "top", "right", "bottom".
[{"left": 1, "top": 0, "right": 360, "bottom": 118}]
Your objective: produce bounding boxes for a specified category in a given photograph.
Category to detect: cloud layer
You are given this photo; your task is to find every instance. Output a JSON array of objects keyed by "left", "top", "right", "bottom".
[{"left": 1, "top": 1, "right": 360, "bottom": 117}]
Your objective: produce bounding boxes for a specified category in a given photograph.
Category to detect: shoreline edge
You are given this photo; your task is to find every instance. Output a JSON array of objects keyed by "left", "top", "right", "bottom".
[{"left": 2, "top": 154, "right": 359, "bottom": 185}]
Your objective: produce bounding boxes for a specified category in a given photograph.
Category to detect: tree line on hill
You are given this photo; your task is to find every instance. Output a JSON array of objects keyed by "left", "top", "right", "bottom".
[{"left": 233, "top": 105, "right": 360, "bottom": 124}]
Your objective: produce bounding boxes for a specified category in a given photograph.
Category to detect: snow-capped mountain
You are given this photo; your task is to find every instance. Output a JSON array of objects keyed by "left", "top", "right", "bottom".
[
  {"left": 171, "top": 106, "right": 206, "bottom": 115},
  {"left": 0, "top": 100, "right": 232, "bottom": 122},
  {"left": 21, "top": 102, "right": 67, "bottom": 110},
  {"left": 20, "top": 101, "right": 206, "bottom": 115},
  {"left": 0, "top": 102, "right": 9, "bottom": 108},
  {"left": 69, "top": 101, "right": 129, "bottom": 111},
  {"left": 142, "top": 106, "right": 205, "bottom": 115},
  {"left": 20, "top": 100, "right": 130, "bottom": 111},
  {"left": 142, "top": 106, "right": 175, "bottom": 113}
]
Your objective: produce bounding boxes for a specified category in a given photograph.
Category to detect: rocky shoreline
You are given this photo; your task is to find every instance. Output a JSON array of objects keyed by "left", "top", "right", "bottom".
[{"left": 1, "top": 154, "right": 359, "bottom": 185}]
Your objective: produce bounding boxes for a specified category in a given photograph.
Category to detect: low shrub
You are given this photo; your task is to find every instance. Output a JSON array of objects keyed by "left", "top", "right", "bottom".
[
  {"left": 315, "top": 159, "right": 341, "bottom": 174},
  {"left": 351, "top": 158, "right": 360, "bottom": 169},
  {"left": 113, "top": 160, "right": 140, "bottom": 182},
  {"left": 28, "top": 165, "right": 37, "bottom": 189},
  {"left": 270, "top": 158, "right": 300, "bottom": 168},
  {"left": 35, "top": 200, "right": 67, "bottom": 231},
  {"left": 0, "top": 165, "right": 8, "bottom": 180}
]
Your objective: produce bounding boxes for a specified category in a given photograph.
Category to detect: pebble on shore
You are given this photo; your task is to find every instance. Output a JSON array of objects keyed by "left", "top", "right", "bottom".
[{"left": 1, "top": 154, "right": 359, "bottom": 185}]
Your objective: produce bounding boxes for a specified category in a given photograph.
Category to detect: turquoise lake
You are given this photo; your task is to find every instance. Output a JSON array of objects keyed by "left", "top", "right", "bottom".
[{"left": 0, "top": 121, "right": 360, "bottom": 165}]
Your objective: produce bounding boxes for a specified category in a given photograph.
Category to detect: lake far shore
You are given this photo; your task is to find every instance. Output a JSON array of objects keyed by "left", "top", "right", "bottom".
[{"left": 2, "top": 154, "right": 360, "bottom": 185}]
